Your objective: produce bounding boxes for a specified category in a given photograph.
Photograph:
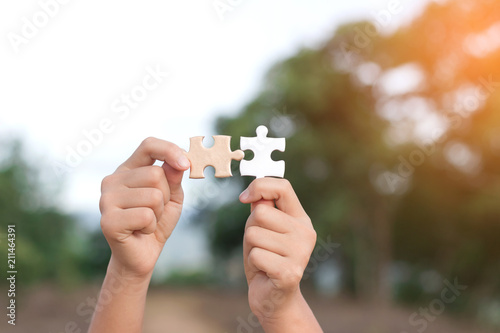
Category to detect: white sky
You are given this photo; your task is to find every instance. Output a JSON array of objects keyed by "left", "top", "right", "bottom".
[
  {"left": 0, "top": 0, "right": 430, "bottom": 271},
  {"left": 0, "top": 0, "right": 432, "bottom": 215}
]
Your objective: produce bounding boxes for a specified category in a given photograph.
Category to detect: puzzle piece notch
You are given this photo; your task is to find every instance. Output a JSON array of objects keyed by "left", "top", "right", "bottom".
[
  {"left": 184, "top": 135, "right": 244, "bottom": 179},
  {"left": 240, "top": 125, "right": 286, "bottom": 179}
]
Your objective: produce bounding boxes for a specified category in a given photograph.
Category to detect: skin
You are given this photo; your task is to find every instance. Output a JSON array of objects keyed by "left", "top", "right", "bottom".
[
  {"left": 89, "top": 137, "right": 323, "bottom": 333},
  {"left": 240, "top": 178, "right": 323, "bottom": 332}
]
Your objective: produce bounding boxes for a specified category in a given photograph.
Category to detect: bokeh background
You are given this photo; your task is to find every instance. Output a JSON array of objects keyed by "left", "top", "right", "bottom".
[{"left": 1, "top": 0, "right": 500, "bottom": 332}]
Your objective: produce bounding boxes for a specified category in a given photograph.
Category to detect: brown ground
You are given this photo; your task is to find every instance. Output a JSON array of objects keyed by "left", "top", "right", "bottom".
[{"left": 0, "top": 284, "right": 495, "bottom": 333}]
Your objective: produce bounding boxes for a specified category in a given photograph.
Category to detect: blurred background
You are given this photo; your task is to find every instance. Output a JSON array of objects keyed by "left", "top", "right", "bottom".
[{"left": 1, "top": 0, "right": 500, "bottom": 332}]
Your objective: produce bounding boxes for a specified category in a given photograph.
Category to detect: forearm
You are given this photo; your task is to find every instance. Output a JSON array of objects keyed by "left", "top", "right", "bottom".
[
  {"left": 88, "top": 256, "right": 152, "bottom": 333},
  {"left": 259, "top": 290, "right": 323, "bottom": 333}
]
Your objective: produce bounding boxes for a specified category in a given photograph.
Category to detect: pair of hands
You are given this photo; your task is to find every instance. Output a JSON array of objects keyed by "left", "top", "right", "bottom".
[{"left": 99, "top": 137, "right": 317, "bottom": 327}]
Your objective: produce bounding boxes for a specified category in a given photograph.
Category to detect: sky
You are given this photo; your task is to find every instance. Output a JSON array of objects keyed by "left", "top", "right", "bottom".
[{"left": 0, "top": 0, "right": 432, "bottom": 273}]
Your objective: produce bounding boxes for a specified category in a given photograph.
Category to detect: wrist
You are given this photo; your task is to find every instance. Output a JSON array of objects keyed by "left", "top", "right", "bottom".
[
  {"left": 256, "top": 288, "right": 302, "bottom": 322},
  {"left": 257, "top": 289, "right": 322, "bottom": 333},
  {"left": 107, "top": 255, "right": 153, "bottom": 289},
  {"left": 89, "top": 256, "right": 153, "bottom": 333}
]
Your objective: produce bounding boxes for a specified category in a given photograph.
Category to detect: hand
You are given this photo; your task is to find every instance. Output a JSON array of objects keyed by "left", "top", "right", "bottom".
[
  {"left": 239, "top": 178, "right": 320, "bottom": 331},
  {"left": 99, "top": 137, "right": 190, "bottom": 279}
]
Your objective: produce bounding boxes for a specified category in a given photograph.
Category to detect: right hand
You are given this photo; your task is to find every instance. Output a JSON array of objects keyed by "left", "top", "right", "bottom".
[{"left": 99, "top": 137, "right": 190, "bottom": 279}]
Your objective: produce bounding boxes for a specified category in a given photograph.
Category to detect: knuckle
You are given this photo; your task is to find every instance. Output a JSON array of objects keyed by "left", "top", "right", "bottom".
[
  {"left": 280, "top": 178, "right": 292, "bottom": 192},
  {"left": 138, "top": 208, "right": 156, "bottom": 225},
  {"left": 149, "top": 166, "right": 164, "bottom": 185},
  {"left": 141, "top": 136, "right": 157, "bottom": 149},
  {"left": 282, "top": 178, "right": 292, "bottom": 188},
  {"left": 253, "top": 177, "right": 264, "bottom": 187},
  {"left": 247, "top": 247, "right": 260, "bottom": 263},
  {"left": 100, "top": 213, "right": 115, "bottom": 236},
  {"left": 251, "top": 179, "right": 265, "bottom": 192},
  {"left": 100, "top": 175, "right": 115, "bottom": 192},
  {"left": 252, "top": 205, "right": 268, "bottom": 223},
  {"left": 294, "top": 224, "right": 317, "bottom": 253},
  {"left": 149, "top": 188, "right": 164, "bottom": 206},
  {"left": 99, "top": 193, "right": 114, "bottom": 213},
  {"left": 244, "top": 226, "right": 259, "bottom": 244}
]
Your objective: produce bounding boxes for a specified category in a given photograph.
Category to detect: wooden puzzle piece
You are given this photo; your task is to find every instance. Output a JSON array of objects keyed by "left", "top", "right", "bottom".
[
  {"left": 184, "top": 135, "right": 244, "bottom": 179},
  {"left": 240, "top": 125, "right": 285, "bottom": 178}
]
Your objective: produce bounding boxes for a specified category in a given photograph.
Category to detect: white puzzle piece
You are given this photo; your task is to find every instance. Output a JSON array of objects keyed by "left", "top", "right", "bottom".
[{"left": 240, "top": 125, "right": 286, "bottom": 178}]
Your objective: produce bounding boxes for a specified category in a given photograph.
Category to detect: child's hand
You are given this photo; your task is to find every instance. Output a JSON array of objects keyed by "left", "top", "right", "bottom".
[
  {"left": 240, "top": 178, "right": 322, "bottom": 332},
  {"left": 99, "top": 137, "right": 190, "bottom": 279}
]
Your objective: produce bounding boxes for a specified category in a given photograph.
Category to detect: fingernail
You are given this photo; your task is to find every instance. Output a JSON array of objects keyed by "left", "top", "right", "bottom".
[
  {"left": 239, "top": 189, "right": 249, "bottom": 201},
  {"left": 178, "top": 155, "right": 190, "bottom": 169}
]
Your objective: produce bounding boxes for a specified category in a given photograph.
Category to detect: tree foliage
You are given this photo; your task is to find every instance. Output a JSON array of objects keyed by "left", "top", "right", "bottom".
[
  {"left": 208, "top": 0, "right": 500, "bottom": 307},
  {"left": 0, "top": 140, "right": 86, "bottom": 287}
]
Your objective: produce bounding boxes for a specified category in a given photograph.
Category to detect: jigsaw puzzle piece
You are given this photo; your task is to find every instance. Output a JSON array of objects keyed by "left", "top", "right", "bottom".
[
  {"left": 240, "top": 125, "right": 286, "bottom": 178},
  {"left": 184, "top": 135, "right": 244, "bottom": 179}
]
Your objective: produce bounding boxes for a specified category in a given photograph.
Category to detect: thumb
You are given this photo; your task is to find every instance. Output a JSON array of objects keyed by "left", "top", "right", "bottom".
[
  {"left": 239, "top": 182, "right": 275, "bottom": 212},
  {"left": 250, "top": 199, "right": 274, "bottom": 212}
]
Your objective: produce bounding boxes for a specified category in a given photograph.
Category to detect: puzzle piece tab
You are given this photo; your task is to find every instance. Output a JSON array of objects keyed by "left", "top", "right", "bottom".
[
  {"left": 184, "top": 135, "right": 244, "bottom": 179},
  {"left": 240, "top": 125, "right": 285, "bottom": 178}
]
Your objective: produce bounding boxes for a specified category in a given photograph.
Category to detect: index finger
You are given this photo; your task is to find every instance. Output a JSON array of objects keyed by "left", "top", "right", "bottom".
[
  {"left": 239, "top": 178, "right": 308, "bottom": 219},
  {"left": 117, "top": 137, "right": 190, "bottom": 172}
]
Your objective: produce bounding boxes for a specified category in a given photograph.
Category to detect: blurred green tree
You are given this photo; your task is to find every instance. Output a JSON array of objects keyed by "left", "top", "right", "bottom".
[
  {"left": 368, "top": 0, "right": 500, "bottom": 304},
  {"left": 0, "top": 139, "right": 83, "bottom": 287},
  {"left": 205, "top": 0, "right": 500, "bottom": 309},
  {"left": 208, "top": 45, "right": 396, "bottom": 301}
]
